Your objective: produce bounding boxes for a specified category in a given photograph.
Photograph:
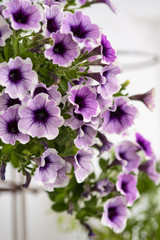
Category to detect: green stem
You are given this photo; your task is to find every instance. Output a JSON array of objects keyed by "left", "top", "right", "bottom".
[
  {"left": 18, "top": 33, "right": 35, "bottom": 41},
  {"left": 13, "top": 30, "right": 19, "bottom": 57}
]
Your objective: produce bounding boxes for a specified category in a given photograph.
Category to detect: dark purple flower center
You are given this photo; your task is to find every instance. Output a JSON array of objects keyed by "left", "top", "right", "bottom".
[
  {"left": 70, "top": 23, "right": 90, "bottom": 38},
  {"left": 9, "top": 69, "right": 22, "bottom": 84},
  {"left": 7, "top": 98, "right": 21, "bottom": 107},
  {"left": 33, "top": 87, "right": 48, "bottom": 97},
  {"left": 53, "top": 42, "right": 66, "bottom": 55},
  {"left": 119, "top": 151, "right": 126, "bottom": 160},
  {"left": 109, "top": 106, "right": 125, "bottom": 120},
  {"left": 47, "top": 18, "right": 60, "bottom": 33},
  {"left": 73, "top": 111, "right": 83, "bottom": 121},
  {"left": 13, "top": 9, "right": 29, "bottom": 24},
  {"left": 40, "top": 156, "right": 51, "bottom": 171},
  {"left": 121, "top": 181, "right": 128, "bottom": 193},
  {"left": 7, "top": 119, "right": 19, "bottom": 134},
  {"left": 108, "top": 206, "right": 117, "bottom": 221},
  {"left": 34, "top": 107, "right": 50, "bottom": 123},
  {"left": 75, "top": 95, "right": 86, "bottom": 110}
]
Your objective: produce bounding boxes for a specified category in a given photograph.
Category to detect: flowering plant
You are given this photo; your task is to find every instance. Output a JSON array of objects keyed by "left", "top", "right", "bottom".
[{"left": 0, "top": 0, "right": 159, "bottom": 239}]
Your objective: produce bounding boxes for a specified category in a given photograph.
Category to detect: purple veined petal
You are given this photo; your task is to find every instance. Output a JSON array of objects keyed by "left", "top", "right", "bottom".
[
  {"left": 0, "top": 90, "right": 21, "bottom": 111},
  {"left": 115, "top": 141, "right": 141, "bottom": 172},
  {"left": 96, "top": 93, "right": 112, "bottom": 111},
  {"left": 74, "top": 124, "right": 97, "bottom": 149},
  {"left": 44, "top": 30, "right": 80, "bottom": 66},
  {"left": 97, "top": 64, "right": 121, "bottom": 99},
  {"left": 62, "top": 11, "right": 100, "bottom": 43},
  {"left": 102, "top": 97, "right": 138, "bottom": 134},
  {"left": 68, "top": 85, "right": 99, "bottom": 122},
  {"left": 31, "top": 82, "right": 62, "bottom": 105},
  {"left": 116, "top": 173, "right": 140, "bottom": 206},
  {"left": 96, "top": 178, "right": 114, "bottom": 197},
  {"left": 64, "top": 109, "right": 84, "bottom": 130},
  {"left": 0, "top": 16, "right": 13, "bottom": 47},
  {"left": 3, "top": 0, "right": 42, "bottom": 32},
  {"left": 130, "top": 88, "right": 155, "bottom": 111},
  {"left": 18, "top": 93, "right": 64, "bottom": 140},
  {"left": 74, "top": 149, "right": 93, "bottom": 183},
  {"left": 100, "top": 34, "right": 117, "bottom": 63},
  {"left": 135, "top": 132, "right": 154, "bottom": 157},
  {"left": 0, "top": 57, "right": 38, "bottom": 100},
  {"left": 101, "top": 196, "right": 130, "bottom": 233},
  {"left": 43, "top": 5, "right": 63, "bottom": 37},
  {"left": 44, "top": 0, "right": 66, "bottom": 6},
  {"left": 34, "top": 148, "right": 65, "bottom": 186},
  {"left": 139, "top": 158, "right": 160, "bottom": 185},
  {"left": 0, "top": 105, "right": 29, "bottom": 145}
]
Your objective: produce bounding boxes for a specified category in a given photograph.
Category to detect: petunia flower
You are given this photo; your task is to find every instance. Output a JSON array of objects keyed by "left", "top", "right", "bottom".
[
  {"left": 44, "top": 30, "right": 79, "bottom": 66},
  {"left": 68, "top": 85, "right": 99, "bottom": 122},
  {"left": 0, "top": 57, "right": 38, "bottom": 100},
  {"left": 0, "top": 16, "right": 13, "bottom": 47},
  {"left": 73, "top": 149, "right": 93, "bottom": 183},
  {"left": 102, "top": 97, "right": 138, "bottom": 134},
  {"left": 96, "top": 178, "right": 114, "bottom": 197},
  {"left": 139, "top": 159, "right": 160, "bottom": 185},
  {"left": 135, "top": 132, "right": 153, "bottom": 157},
  {"left": 101, "top": 196, "right": 129, "bottom": 233},
  {"left": 62, "top": 11, "right": 100, "bottom": 43},
  {"left": 3, "top": 0, "right": 42, "bottom": 31},
  {"left": 74, "top": 124, "right": 97, "bottom": 149},
  {"left": 34, "top": 148, "right": 65, "bottom": 188},
  {"left": 130, "top": 88, "right": 155, "bottom": 111},
  {"left": 0, "top": 106, "right": 29, "bottom": 145},
  {"left": 18, "top": 94, "right": 64, "bottom": 140},
  {"left": 115, "top": 141, "right": 141, "bottom": 172},
  {"left": 43, "top": 6, "right": 63, "bottom": 37},
  {"left": 97, "top": 64, "right": 121, "bottom": 99},
  {"left": 116, "top": 173, "right": 139, "bottom": 206},
  {"left": 31, "top": 82, "right": 62, "bottom": 105},
  {"left": 0, "top": 91, "right": 21, "bottom": 111}
]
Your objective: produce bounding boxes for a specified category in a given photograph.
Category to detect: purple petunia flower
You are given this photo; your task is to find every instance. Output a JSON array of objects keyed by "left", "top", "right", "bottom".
[
  {"left": 64, "top": 109, "right": 84, "bottom": 130},
  {"left": 97, "top": 64, "right": 121, "bottom": 99},
  {"left": 73, "top": 149, "right": 93, "bottom": 183},
  {"left": 44, "top": 0, "right": 66, "bottom": 6},
  {"left": 0, "top": 57, "right": 38, "bottom": 100},
  {"left": 116, "top": 173, "right": 139, "bottom": 206},
  {"left": 0, "top": 16, "right": 13, "bottom": 47},
  {"left": 45, "top": 162, "right": 72, "bottom": 190},
  {"left": 139, "top": 159, "right": 160, "bottom": 185},
  {"left": 62, "top": 11, "right": 100, "bottom": 43},
  {"left": 102, "top": 97, "right": 138, "bottom": 134},
  {"left": 96, "top": 178, "right": 114, "bottom": 197},
  {"left": 74, "top": 124, "right": 97, "bottom": 149},
  {"left": 31, "top": 82, "right": 62, "bottom": 105},
  {"left": 91, "top": 0, "right": 117, "bottom": 13},
  {"left": 136, "top": 132, "right": 153, "bottom": 157},
  {"left": 101, "top": 34, "right": 116, "bottom": 63},
  {"left": 96, "top": 93, "right": 112, "bottom": 111},
  {"left": 97, "top": 132, "right": 113, "bottom": 154},
  {"left": 43, "top": 6, "right": 63, "bottom": 37},
  {"left": 115, "top": 141, "right": 141, "bottom": 172},
  {"left": 0, "top": 106, "right": 29, "bottom": 145},
  {"left": 130, "top": 88, "right": 155, "bottom": 111},
  {"left": 3, "top": 0, "right": 42, "bottom": 31},
  {"left": 18, "top": 94, "right": 63, "bottom": 140},
  {"left": 68, "top": 85, "right": 99, "bottom": 122},
  {"left": 101, "top": 196, "right": 129, "bottom": 233},
  {"left": 44, "top": 30, "right": 79, "bottom": 66},
  {"left": 34, "top": 148, "right": 65, "bottom": 189},
  {"left": 0, "top": 90, "right": 21, "bottom": 111}
]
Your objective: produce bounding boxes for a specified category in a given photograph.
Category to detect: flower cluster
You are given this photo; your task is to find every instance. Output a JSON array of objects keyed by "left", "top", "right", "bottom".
[{"left": 0, "top": 0, "right": 159, "bottom": 238}]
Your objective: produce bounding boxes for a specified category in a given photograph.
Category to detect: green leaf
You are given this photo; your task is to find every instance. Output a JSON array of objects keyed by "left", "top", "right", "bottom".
[
  {"left": 4, "top": 42, "right": 14, "bottom": 62},
  {"left": 52, "top": 202, "right": 67, "bottom": 212},
  {"left": 99, "top": 158, "right": 107, "bottom": 170},
  {"left": 2, "top": 144, "right": 15, "bottom": 154},
  {"left": 10, "top": 153, "right": 20, "bottom": 168}
]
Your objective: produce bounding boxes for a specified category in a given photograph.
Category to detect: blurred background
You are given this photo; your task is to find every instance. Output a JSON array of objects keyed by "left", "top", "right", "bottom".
[{"left": 0, "top": 0, "right": 160, "bottom": 239}]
